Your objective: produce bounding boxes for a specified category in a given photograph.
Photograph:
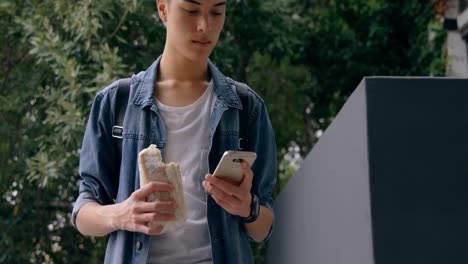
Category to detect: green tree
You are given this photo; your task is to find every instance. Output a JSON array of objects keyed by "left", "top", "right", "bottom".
[
  {"left": 1, "top": 0, "right": 143, "bottom": 262},
  {"left": 297, "top": 0, "right": 447, "bottom": 153}
]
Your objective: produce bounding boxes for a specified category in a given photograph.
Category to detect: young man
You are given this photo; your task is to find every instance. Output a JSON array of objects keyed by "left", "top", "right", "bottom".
[{"left": 72, "top": 0, "right": 277, "bottom": 263}]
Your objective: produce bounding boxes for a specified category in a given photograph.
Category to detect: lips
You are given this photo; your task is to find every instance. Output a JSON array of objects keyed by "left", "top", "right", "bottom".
[{"left": 192, "top": 39, "right": 212, "bottom": 45}]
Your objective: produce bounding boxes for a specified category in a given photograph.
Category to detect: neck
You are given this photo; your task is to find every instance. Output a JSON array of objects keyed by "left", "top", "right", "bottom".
[{"left": 158, "top": 47, "right": 210, "bottom": 83}]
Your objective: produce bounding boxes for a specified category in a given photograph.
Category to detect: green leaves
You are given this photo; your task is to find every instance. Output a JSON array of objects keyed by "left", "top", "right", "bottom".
[
  {"left": 0, "top": 1, "right": 135, "bottom": 262},
  {"left": 27, "top": 152, "right": 63, "bottom": 187}
]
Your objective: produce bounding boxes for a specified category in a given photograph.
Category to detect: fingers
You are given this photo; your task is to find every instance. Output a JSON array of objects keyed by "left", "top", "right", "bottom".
[
  {"left": 137, "top": 212, "right": 177, "bottom": 223},
  {"left": 207, "top": 183, "right": 251, "bottom": 218},
  {"left": 211, "top": 195, "right": 235, "bottom": 213},
  {"left": 133, "top": 200, "right": 178, "bottom": 213},
  {"left": 204, "top": 160, "right": 253, "bottom": 196},
  {"left": 136, "top": 224, "right": 164, "bottom": 235},
  {"left": 203, "top": 160, "right": 254, "bottom": 218},
  {"left": 202, "top": 179, "right": 239, "bottom": 204},
  {"left": 119, "top": 182, "right": 180, "bottom": 235},
  {"left": 239, "top": 161, "right": 253, "bottom": 190},
  {"left": 147, "top": 225, "right": 164, "bottom": 235},
  {"left": 132, "top": 181, "right": 174, "bottom": 200},
  {"left": 204, "top": 174, "right": 243, "bottom": 198},
  {"left": 131, "top": 212, "right": 177, "bottom": 235}
]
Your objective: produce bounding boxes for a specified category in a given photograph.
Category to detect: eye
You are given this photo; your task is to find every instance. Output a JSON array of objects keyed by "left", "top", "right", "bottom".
[
  {"left": 185, "top": 9, "right": 199, "bottom": 15},
  {"left": 211, "top": 8, "right": 224, "bottom": 16}
]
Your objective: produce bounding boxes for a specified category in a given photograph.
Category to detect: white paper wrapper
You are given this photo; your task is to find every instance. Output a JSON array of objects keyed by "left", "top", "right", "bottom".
[{"left": 138, "top": 144, "right": 186, "bottom": 233}]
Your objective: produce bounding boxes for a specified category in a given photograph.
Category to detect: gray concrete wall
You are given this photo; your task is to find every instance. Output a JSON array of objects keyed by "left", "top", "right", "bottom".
[
  {"left": 267, "top": 77, "right": 468, "bottom": 264},
  {"left": 266, "top": 79, "right": 374, "bottom": 264}
]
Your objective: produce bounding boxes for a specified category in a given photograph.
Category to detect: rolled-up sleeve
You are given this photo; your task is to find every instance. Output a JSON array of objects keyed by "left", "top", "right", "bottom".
[
  {"left": 248, "top": 95, "right": 277, "bottom": 242},
  {"left": 72, "top": 86, "right": 119, "bottom": 228}
]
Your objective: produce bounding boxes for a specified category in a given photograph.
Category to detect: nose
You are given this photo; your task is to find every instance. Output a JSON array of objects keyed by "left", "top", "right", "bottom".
[{"left": 197, "top": 15, "right": 212, "bottom": 33}]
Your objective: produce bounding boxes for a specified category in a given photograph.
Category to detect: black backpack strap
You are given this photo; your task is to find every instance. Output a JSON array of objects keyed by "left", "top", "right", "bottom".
[
  {"left": 112, "top": 78, "right": 131, "bottom": 170},
  {"left": 233, "top": 80, "right": 250, "bottom": 151}
]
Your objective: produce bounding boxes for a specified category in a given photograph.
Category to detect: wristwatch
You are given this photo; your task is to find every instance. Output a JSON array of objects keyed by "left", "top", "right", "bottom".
[{"left": 241, "top": 193, "right": 260, "bottom": 223}]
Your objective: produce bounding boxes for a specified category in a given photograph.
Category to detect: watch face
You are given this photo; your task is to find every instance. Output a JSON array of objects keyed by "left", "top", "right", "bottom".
[
  {"left": 252, "top": 194, "right": 260, "bottom": 216},
  {"left": 241, "top": 193, "right": 260, "bottom": 223}
]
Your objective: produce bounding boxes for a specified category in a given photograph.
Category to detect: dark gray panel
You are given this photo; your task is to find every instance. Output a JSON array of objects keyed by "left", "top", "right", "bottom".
[
  {"left": 366, "top": 78, "right": 468, "bottom": 264},
  {"left": 267, "top": 79, "right": 374, "bottom": 264}
]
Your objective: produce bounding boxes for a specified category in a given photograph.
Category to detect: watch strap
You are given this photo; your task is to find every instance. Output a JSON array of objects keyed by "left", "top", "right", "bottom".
[{"left": 241, "top": 193, "right": 260, "bottom": 223}]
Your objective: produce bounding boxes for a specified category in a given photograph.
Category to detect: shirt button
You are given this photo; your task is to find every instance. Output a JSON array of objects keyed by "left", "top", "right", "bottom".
[{"left": 136, "top": 241, "right": 142, "bottom": 250}]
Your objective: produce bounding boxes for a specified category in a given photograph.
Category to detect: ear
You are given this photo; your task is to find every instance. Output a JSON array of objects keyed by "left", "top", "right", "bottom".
[{"left": 156, "top": 0, "right": 168, "bottom": 23}]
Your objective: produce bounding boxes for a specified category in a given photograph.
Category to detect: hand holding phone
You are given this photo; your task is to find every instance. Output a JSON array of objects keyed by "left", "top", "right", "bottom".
[{"left": 213, "top": 151, "right": 257, "bottom": 184}]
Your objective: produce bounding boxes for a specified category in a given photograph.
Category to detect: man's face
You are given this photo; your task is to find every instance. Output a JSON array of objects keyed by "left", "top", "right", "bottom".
[{"left": 160, "top": 0, "right": 226, "bottom": 61}]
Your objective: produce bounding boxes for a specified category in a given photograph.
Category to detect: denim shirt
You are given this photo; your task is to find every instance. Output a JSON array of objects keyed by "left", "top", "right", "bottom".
[{"left": 72, "top": 56, "right": 277, "bottom": 264}]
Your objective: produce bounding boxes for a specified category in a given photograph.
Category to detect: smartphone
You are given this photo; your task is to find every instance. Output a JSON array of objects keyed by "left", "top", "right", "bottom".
[{"left": 213, "top": 151, "right": 257, "bottom": 184}]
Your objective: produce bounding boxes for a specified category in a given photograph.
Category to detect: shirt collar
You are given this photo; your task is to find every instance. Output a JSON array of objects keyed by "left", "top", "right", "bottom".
[{"left": 132, "top": 56, "right": 242, "bottom": 110}]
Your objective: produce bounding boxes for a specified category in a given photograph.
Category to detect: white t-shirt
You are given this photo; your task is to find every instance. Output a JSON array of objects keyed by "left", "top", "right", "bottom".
[{"left": 147, "top": 81, "right": 215, "bottom": 264}]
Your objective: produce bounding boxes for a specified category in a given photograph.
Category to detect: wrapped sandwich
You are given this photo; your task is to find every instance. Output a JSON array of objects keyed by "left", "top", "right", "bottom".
[{"left": 138, "top": 144, "right": 186, "bottom": 233}]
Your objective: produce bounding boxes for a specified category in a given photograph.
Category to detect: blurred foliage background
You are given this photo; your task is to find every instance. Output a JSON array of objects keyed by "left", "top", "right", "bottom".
[{"left": 0, "top": 0, "right": 448, "bottom": 263}]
